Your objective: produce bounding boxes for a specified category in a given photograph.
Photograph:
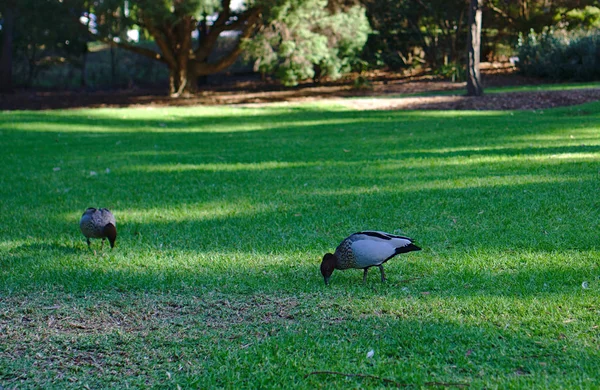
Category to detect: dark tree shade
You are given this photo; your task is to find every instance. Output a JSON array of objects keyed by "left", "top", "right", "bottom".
[{"left": 0, "top": 4, "right": 15, "bottom": 92}]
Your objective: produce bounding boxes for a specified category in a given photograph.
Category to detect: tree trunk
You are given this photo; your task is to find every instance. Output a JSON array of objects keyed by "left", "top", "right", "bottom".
[
  {"left": 466, "top": 0, "right": 483, "bottom": 96},
  {"left": 0, "top": 5, "right": 15, "bottom": 92},
  {"left": 186, "top": 67, "right": 200, "bottom": 93},
  {"left": 107, "top": 4, "right": 261, "bottom": 97},
  {"left": 169, "top": 64, "right": 194, "bottom": 97}
]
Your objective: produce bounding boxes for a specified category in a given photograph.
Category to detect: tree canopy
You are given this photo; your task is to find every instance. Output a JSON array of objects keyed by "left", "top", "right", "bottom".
[
  {"left": 65, "top": 0, "right": 369, "bottom": 95},
  {"left": 244, "top": 0, "right": 370, "bottom": 86},
  {"left": 361, "top": 0, "right": 600, "bottom": 72},
  {"left": 2, "top": 0, "right": 600, "bottom": 93}
]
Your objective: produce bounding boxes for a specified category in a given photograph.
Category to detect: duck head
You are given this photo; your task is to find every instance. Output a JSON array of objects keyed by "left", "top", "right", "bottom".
[
  {"left": 104, "top": 223, "right": 117, "bottom": 248},
  {"left": 320, "top": 253, "right": 336, "bottom": 285}
]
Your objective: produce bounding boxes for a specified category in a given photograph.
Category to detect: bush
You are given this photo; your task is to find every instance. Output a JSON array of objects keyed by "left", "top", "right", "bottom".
[
  {"left": 12, "top": 41, "right": 169, "bottom": 90},
  {"left": 243, "top": 0, "right": 370, "bottom": 86},
  {"left": 516, "top": 29, "right": 600, "bottom": 81},
  {"left": 433, "top": 61, "right": 466, "bottom": 82}
]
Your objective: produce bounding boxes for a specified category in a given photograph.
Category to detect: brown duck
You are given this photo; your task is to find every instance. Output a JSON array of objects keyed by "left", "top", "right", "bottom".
[
  {"left": 79, "top": 208, "right": 117, "bottom": 250},
  {"left": 320, "top": 231, "right": 421, "bottom": 284}
]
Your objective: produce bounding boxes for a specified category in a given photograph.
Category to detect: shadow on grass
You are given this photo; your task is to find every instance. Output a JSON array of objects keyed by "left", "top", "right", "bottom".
[
  {"left": 3, "top": 101, "right": 599, "bottom": 138},
  {"left": 2, "top": 158, "right": 598, "bottom": 294},
  {"left": 3, "top": 105, "right": 599, "bottom": 175},
  {"left": 4, "top": 214, "right": 598, "bottom": 297},
  {"left": 1, "top": 104, "right": 599, "bottom": 295},
  {"left": 2, "top": 105, "right": 600, "bottom": 390}
]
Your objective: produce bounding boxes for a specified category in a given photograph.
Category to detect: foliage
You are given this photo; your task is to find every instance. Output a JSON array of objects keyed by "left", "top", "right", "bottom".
[
  {"left": 484, "top": 0, "right": 600, "bottom": 53},
  {"left": 433, "top": 61, "right": 466, "bottom": 82},
  {"left": 561, "top": 6, "right": 600, "bottom": 30},
  {"left": 244, "top": 0, "right": 370, "bottom": 86},
  {"left": 360, "top": 0, "right": 600, "bottom": 73},
  {"left": 5, "top": 0, "right": 600, "bottom": 91},
  {"left": 79, "top": 0, "right": 368, "bottom": 93},
  {"left": 516, "top": 28, "right": 600, "bottom": 81},
  {"left": 1, "top": 94, "right": 600, "bottom": 387},
  {"left": 9, "top": 42, "right": 168, "bottom": 90},
  {"left": 77, "top": 0, "right": 371, "bottom": 93},
  {"left": 6, "top": 0, "right": 90, "bottom": 87},
  {"left": 361, "top": 0, "right": 468, "bottom": 71}
]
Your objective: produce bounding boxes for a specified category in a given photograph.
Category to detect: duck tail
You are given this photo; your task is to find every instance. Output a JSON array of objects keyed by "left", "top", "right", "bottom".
[{"left": 395, "top": 243, "right": 421, "bottom": 254}]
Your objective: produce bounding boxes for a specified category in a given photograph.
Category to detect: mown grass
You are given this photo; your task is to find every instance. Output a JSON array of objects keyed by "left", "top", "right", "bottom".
[{"left": 1, "top": 99, "right": 599, "bottom": 388}]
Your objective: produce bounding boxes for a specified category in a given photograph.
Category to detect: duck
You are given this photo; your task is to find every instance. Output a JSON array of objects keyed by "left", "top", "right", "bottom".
[
  {"left": 320, "top": 231, "right": 421, "bottom": 284},
  {"left": 79, "top": 208, "right": 117, "bottom": 250}
]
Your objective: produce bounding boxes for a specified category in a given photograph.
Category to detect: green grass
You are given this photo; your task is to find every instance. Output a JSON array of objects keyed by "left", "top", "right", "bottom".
[{"left": 1, "top": 99, "right": 599, "bottom": 388}]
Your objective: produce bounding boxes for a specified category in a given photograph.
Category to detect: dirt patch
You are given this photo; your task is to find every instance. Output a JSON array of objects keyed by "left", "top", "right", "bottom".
[
  {"left": 334, "top": 89, "right": 600, "bottom": 111},
  {"left": 2, "top": 67, "right": 599, "bottom": 111}
]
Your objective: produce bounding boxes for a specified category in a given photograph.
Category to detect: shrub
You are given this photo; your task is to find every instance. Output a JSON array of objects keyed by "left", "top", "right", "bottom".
[
  {"left": 243, "top": 0, "right": 371, "bottom": 86},
  {"left": 516, "top": 28, "right": 600, "bottom": 81},
  {"left": 433, "top": 61, "right": 466, "bottom": 82}
]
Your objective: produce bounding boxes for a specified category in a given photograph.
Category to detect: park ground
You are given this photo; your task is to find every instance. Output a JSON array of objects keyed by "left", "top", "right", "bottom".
[
  {"left": 1, "top": 64, "right": 599, "bottom": 388},
  {"left": 3, "top": 64, "right": 600, "bottom": 111}
]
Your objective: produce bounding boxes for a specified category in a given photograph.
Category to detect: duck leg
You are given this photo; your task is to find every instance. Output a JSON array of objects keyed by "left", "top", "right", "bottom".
[
  {"left": 363, "top": 268, "right": 369, "bottom": 283},
  {"left": 86, "top": 238, "right": 91, "bottom": 250},
  {"left": 378, "top": 265, "right": 386, "bottom": 282}
]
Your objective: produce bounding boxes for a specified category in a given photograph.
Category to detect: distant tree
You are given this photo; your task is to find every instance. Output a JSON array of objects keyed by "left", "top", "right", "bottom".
[
  {"left": 2, "top": 0, "right": 90, "bottom": 89},
  {"left": 361, "top": 0, "right": 467, "bottom": 71},
  {"left": 485, "top": 0, "right": 600, "bottom": 44},
  {"left": 70, "top": 0, "right": 262, "bottom": 96},
  {"left": 559, "top": 5, "right": 600, "bottom": 30},
  {"left": 360, "top": 0, "right": 600, "bottom": 74},
  {"left": 243, "top": 0, "right": 370, "bottom": 86},
  {"left": 81, "top": 0, "right": 130, "bottom": 87},
  {"left": 77, "top": 0, "right": 370, "bottom": 95},
  {"left": 466, "top": 0, "right": 483, "bottom": 96}
]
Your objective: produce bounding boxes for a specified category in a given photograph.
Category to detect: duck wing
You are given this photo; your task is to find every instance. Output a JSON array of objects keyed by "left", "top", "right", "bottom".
[
  {"left": 99, "top": 208, "right": 116, "bottom": 226},
  {"left": 350, "top": 231, "right": 418, "bottom": 268},
  {"left": 351, "top": 239, "right": 398, "bottom": 268}
]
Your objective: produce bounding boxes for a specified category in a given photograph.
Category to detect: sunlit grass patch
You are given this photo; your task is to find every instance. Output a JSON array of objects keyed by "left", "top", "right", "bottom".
[{"left": 1, "top": 99, "right": 599, "bottom": 388}]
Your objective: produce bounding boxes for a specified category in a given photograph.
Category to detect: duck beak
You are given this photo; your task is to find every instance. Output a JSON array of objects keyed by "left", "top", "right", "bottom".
[{"left": 324, "top": 276, "right": 330, "bottom": 285}]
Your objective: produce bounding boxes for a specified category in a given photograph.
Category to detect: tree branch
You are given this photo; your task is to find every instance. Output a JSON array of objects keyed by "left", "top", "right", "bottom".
[
  {"left": 103, "top": 39, "right": 168, "bottom": 64},
  {"left": 214, "top": 0, "right": 232, "bottom": 29},
  {"left": 194, "top": 1, "right": 261, "bottom": 64},
  {"left": 193, "top": 1, "right": 239, "bottom": 62},
  {"left": 143, "top": 22, "right": 178, "bottom": 68},
  {"left": 191, "top": 7, "right": 261, "bottom": 75},
  {"left": 64, "top": 2, "right": 169, "bottom": 66},
  {"left": 487, "top": 2, "right": 515, "bottom": 26}
]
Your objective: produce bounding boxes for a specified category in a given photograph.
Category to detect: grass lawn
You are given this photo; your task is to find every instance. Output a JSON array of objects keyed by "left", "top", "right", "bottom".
[{"left": 1, "top": 98, "right": 599, "bottom": 388}]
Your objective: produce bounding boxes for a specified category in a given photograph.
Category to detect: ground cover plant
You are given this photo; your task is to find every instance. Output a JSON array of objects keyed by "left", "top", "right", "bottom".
[{"left": 1, "top": 98, "right": 599, "bottom": 388}]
